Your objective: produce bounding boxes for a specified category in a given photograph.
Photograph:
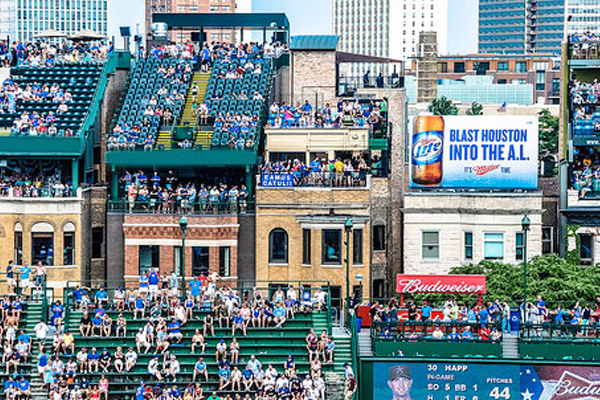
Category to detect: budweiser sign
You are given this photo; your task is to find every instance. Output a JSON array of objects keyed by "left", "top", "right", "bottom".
[{"left": 396, "top": 275, "right": 486, "bottom": 294}]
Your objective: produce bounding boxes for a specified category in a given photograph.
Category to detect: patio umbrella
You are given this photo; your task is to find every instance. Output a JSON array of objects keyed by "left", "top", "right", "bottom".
[
  {"left": 69, "top": 30, "right": 105, "bottom": 41},
  {"left": 34, "top": 29, "right": 66, "bottom": 39}
]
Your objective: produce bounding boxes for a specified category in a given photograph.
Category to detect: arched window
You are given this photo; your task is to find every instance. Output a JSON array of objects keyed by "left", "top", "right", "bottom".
[
  {"left": 269, "top": 228, "right": 288, "bottom": 264},
  {"left": 31, "top": 222, "right": 54, "bottom": 266}
]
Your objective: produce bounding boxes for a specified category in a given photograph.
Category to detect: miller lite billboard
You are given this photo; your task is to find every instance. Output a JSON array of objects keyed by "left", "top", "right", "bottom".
[{"left": 409, "top": 115, "right": 539, "bottom": 190}]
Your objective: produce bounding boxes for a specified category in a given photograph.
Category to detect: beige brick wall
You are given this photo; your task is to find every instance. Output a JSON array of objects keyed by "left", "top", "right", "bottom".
[
  {"left": 290, "top": 50, "right": 337, "bottom": 106},
  {"left": 256, "top": 187, "right": 371, "bottom": 299}
]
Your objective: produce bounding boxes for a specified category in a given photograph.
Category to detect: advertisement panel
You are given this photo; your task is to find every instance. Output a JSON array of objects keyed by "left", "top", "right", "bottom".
[
  {"left": 409, "top": 115, "right": 538, "bottom": 189},
  {"left": 260, "top": 174, "right": 294, "bottom": 187},
  {"left": 374, "top": 361, "right": 600, "bottom": 400},
  {"left": 396, "top": 274, "right": 486, "bottom": 294}
]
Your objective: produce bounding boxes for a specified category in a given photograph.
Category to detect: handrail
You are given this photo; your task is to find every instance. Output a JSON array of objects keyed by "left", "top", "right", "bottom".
[
  {"left": 327, "top": 286, "right": 333, "bottom": 335},
  {"left": 41, "top": 277, "right": 48, "bottom": 323},
  {"left": 77, "top": 54, "right": 118, "bottom": 153},
  {"left": 350, "top": 312, "right": 359, "bottom": 399}
]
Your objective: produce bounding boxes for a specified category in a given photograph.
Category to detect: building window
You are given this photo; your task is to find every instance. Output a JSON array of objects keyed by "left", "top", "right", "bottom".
[
  {"left": 92, "top": 228, "right": 103, "bottom": 259},
  {"left": 438, "top": 62, "right": 448, "bottom": 73},
  {"left": 464, "top": 231, "right": 473, "bottom": 261},
  {"left": 32, "top": 233, "right": 54, "bottom": 266},
  {"left": 484, "top": 233, "right": 504, "bottom": 260},
  {"left": 552, "top": 78, "right": 560, "bottom": 93},
  {"left": 580, "top": 234, "right": 593, "bottom": 266},
  {"left": 497, "top": 61, "right": 509, "bottom": 71},
  {"left": 373, "top": 225, "right": 386, "bottom": 251},
  {"left": 64, "top": 232, "right": 75, "bottom": 265},
  {"left": 139, "top": 245, "right": 159, "bottom": 273},
  {"left": 533, "top": 61, "right": 546, "bottom": 71},
  {"left": 516, "top": 232, "right": 524, "bottom": 261},
  {"left": 174, "top": 246, "right": 182, "bottom": 272},
  {"left": 192, "top": 247, "right": 210, "bottom": 276},
  {"left": 14, "top": 231, "right": 23, "bottom": 265},
  {"left": 536, "top": 71, "right": 545, "bottom": 91},
  {"left": 422, "top": 231, "right": 439, "bottom": 260},
  {"left": 515, "top": 61, "right": 527, "bottom": 73},
  {"left": 322, "top": 229, "right": 342, "bottom": 265},
  {"left": 542, "top": 227, "right": 553, "bottom": 254},
  {"left": 302, "top": 229, "right": 311, "bottom": 265},
  {"left": 353, "top": 229, "right": 363, "bottom": 265},
  {"left": 269, "top": 228, "right": 288, "bottom": 264},
  {"left": 454, "top": 62, "right": 465, "bottom": 73},
  {"left": 219, "top": 247, "right": 230, "bottom": 277}
]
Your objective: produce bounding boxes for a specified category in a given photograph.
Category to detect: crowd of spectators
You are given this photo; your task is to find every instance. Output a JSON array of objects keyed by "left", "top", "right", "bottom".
[
  {"left": 260, "top": 155, "right": 374, "bottom": 187},
  {"left": 0, "top": 161, "right": 73, "bottom": 197},
  {"left": 0, "top": 40, "right": 112, "bottom": 68},
  {"left": 570, "top": 32, "right": 600, "bottom": 58},
  {"left": 120, "top": 170, "right": 249, "bottom": 213},
  {"left": 369, "top": 298, "right": 510, "bottom": 342},
  {"left": 265, "top": 99, "right": 387, "bottom": 134},
  {"left": 571, "top": 147, "right": 600, "bottom": 197},
  {"left": 571, "top": 32, "right": 600, "bottom": 42},
  {"left": 39, "top": 274, "right": 332, "bottom": 400},
  {"left": 212, "top": 113, "right": 258, "bottom": 150}
]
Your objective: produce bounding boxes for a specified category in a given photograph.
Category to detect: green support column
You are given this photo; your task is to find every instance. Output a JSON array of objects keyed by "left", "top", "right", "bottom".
[
  {"left": 72, "top": 158, "right": 79, "bottom": 194},
  {"left": 111, "top": 166, "right": 118, "bottom": 201},
  {"left": 245, "top": 165, "right": 253, "bottom": 198}
]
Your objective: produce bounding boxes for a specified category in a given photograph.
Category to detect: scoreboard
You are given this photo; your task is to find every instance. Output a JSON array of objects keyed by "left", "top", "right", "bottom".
[{"left": 373, "top": 361, "right": 600, "bottom": 400}]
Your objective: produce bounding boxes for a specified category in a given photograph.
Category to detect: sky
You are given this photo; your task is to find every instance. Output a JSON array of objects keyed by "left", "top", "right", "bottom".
[
  {"left": 107, "top": 0, "right": 479, "bottom": 54},
  {"left": 252, "top": 0, "right": 479, "bottom": 54}
]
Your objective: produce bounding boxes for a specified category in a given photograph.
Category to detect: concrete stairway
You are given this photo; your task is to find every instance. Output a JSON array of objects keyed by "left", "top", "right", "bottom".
[
  {"left": 502, "top": 334, "right": 520, "bottom": 359},
  {"left": 358, "top": 329, "right": 373, "bottom": 357},
  {"left": 155, "top": 129, "right": 172, "bottom": 150}
]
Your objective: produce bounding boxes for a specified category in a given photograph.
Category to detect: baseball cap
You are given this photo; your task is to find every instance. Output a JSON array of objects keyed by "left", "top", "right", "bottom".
[{"left": 389, "top": 365, "right": 411, "bottom": 381}]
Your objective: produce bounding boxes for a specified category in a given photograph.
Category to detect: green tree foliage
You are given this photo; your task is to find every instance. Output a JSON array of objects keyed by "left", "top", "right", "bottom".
[
  {"left": 538, "top": 108, "right": 559, "bottom": 160},
  {"left": 427, "top": 96, "right": 458, "bottom": 116},
  {"left": 406, "top": 255, "right": 599, "bottom": 307},
  {"left": 448, "top": 255, "right": 600, "bottom": 305},
  {"left": 466, "top": 102, "right": 483, "bottom": 116}
]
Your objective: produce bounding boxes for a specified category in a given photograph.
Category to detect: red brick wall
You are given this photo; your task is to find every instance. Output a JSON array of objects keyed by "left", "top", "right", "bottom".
[{"left": 122, "top": 215, "right": 239, "bottom": 284}]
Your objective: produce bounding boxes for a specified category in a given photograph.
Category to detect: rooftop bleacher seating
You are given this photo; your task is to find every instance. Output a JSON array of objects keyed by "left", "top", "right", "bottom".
[
  {"left": 109, "top": 57, "right": 193, "bottom": 150},
  {"left": 204, "top": 56, "right": 272, "bottom": 148},
  {"left": 1, "top": 63, "right": 103, "bottom": 136},
  {"left": 58, "top": 306, "right": 335, "bottom": 399}
]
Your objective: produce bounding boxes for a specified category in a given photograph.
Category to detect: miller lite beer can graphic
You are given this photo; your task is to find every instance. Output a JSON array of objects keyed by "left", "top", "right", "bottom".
[{"left": 411, "top": 115, "right": 444, "bottom": 186}]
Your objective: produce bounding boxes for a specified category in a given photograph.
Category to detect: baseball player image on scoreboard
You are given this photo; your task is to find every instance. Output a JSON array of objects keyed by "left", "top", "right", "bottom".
[{"left": 388, "top": 365, "right": 413, "bottom": 400}]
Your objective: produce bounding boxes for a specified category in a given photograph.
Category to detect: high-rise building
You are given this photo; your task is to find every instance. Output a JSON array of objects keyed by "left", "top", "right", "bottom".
[
  {"left": 566, "top": 0, "right": 600, "bottom": 36},
  {"left": 0, "top": 0, "right": 108, "bottom": 43},
  {"left": 478, "top": 0, "right": 564, "bottom": 55},
  {"left": 145, "top": 0, "right": 250, "bottom": 43},
  {"left": 333, "top": 0, "right": 448, "bottom": 76}
]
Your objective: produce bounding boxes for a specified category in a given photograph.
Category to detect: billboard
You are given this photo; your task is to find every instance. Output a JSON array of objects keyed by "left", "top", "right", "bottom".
[
  {"left": 374, "top": 361, "right": 600, "bottom": 400},
  {"left": 396, "top": 274, "right": 486, "bottom": 294},
  {"left": 409, "top": 115, "right": 539, "bottom": 189}
]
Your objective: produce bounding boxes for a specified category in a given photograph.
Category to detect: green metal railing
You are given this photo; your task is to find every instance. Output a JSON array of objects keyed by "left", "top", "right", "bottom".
[
  {"left": 350, "top": 312, "right": 359, "bottom": 400},
  {"left": 108, "top": 199, "right": 255, "bottom": 214}
]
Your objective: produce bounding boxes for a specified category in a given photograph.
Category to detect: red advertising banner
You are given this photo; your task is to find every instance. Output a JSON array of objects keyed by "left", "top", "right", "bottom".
[{"left": 396, "top": 274, "right": 486, "bottom": 294}]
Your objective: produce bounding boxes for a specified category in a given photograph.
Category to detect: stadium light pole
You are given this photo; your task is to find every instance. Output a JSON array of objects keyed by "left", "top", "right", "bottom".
[
  {"left": 521, "top": 214, "right": 531, "bottom": 309},
  {"left": 179, "top": 216, "right": 188, "bottom": 299},
  {"left": 344, "top": 217, "right": 354, "bottom": 316}
]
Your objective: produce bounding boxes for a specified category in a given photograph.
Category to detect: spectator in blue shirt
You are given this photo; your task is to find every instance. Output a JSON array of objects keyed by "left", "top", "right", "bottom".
[
  {"left": 95, "top": 286, "right": 108, "bottom": 307},
  {"left": 218, "top": 365, "right": 231, "bottom": 390},
  {"left": 168, "top": 319, "right": 183, "bottom": 343},
  {"left": 448, "top": 327, "right": 459, "bottom": 342},
  {"left": 190, "top": 278, "right": 202, "bottom": 300},
  {"left": 193, "top": 357, "right": 208, "bottom": 382},
  {"left": 17, "top": 376, "right": 30, "bottom": 398},
  {"left": 148, "top": 270, "right": 160, "bottom": 299},
  {"left": 461, "top": 326, "right": 474, "bottom": 341},
  {"left": 421, "top": 301, "right": 432, "bottom": 322}
]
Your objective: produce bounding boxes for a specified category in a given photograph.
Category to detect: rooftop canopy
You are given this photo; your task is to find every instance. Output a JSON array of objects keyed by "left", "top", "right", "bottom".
[
  {"left": 152, "top": 13, "right": 290, "bottom": 30},
  {"left": 290, "top": 35, "right": 339, "bottom": 51}
]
